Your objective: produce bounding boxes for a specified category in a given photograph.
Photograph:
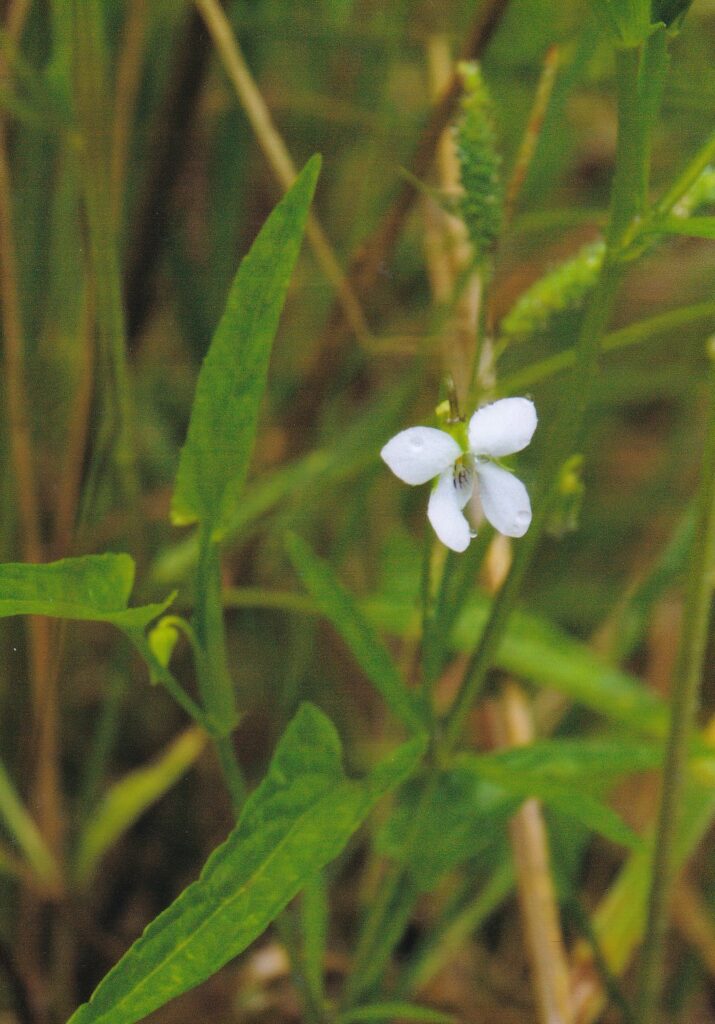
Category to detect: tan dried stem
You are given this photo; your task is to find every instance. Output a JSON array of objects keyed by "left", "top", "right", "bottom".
[
  {"left": 503, "top": 45, "right": 560, "bottom": 229},
  {"left": 0, "top": 4, "right": 61, "bottom": 857},
  {"left": 494, "top": 682, "right": 575, "bottom": 1024},
  {"left": 671, "top": 876, "right": 715, "bottom": 980},
  {"left": 110, "top": 0, "right": 147, "bottom": 229},
  {"left": 194, "top": 0, "right": 371, "bottom": 345},
  {"left": 424, "top": 34, "right": 483, "bottom": 407},
  {"left": 51, "top": 287, "right": 95, "bottom": 558}
]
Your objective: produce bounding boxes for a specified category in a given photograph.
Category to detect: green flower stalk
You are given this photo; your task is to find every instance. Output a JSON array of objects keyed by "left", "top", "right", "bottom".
[
  {"left": 501, "top": 239, "right": 606, "bottom": 343},
  {"left": 500, "top": 165, "right": 715, "bottom": 345}
]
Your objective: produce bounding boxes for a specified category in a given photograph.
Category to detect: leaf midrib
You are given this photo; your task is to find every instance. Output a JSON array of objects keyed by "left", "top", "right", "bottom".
[{"left": 79, "top": 775, "right": 359, "bottom": 1024}]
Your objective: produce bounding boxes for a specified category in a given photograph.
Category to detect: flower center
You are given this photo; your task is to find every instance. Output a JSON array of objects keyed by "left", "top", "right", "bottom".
[{"left": 452, "top": 455, "right": 473, "bottom": 491}]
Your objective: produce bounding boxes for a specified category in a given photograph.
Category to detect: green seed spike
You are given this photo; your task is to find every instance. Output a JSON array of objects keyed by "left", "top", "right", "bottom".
[
  {"left": 500, "top": 164, "right": 715, "bottom": 345},
  {"left": 501, "top": 239, "right": 606, "bottom": 343},
  {"left": 454, "top": 61, "right": 503, "bottom": 262}
]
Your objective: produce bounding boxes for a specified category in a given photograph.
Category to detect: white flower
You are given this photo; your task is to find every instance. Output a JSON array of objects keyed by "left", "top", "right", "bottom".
[{"left": 381, "top": 397, "right": 537, "bottom": 553}]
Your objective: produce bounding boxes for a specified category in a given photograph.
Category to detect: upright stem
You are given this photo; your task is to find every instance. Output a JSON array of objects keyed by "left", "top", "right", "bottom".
[
  {"left": 636, "top": 357, "right": 715, "bottom": 1023},
  {"left": 497, "top": 683, "right": 573, "bottom": 1024},
  {"left": 442, "top": 29, "right": 667, "bottom": 757},
  {"left": 71, "top": 0, "right": 137, "bottom": 517},
  {"left": 0, "top": 98, "right": 59, "bottom": 853},
  {"left": 194, "top": 530, "right": 245, "bottom": 813}
]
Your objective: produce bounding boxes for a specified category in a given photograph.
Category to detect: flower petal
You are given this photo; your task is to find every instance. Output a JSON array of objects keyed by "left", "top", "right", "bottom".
[
  {"left": 476, "top": 461, "right": 532, "bottom": 537},
  {"left": 468, "top": 398, "right": 537, "bottom": 457},
  {"left": 381, "top": 427, "right": 462, "bottom": 485},
  {"left": 427, "top": 469, "right": 474, "bottom": 552}
]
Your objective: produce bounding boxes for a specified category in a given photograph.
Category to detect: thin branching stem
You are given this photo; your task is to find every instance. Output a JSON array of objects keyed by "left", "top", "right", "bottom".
[
  {"left": 441, "top": 30, "right": 668, "bottom": 758},
  {"left": 636, "top": 355, "right": 715, "bottom": 1022},
  {"left": 194, "top": 531, "right": 246, "bottom": 814}
]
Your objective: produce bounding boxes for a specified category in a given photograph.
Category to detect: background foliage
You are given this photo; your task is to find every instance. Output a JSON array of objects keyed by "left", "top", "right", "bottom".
[{"left": 1, "top": 1, "right": 715, "bottom": 1023}]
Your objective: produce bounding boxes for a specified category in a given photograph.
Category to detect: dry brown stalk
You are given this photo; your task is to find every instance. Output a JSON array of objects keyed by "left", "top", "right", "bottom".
[
  {"left": 51, "top": 288, "right": 95, "bottom": 559},
  {"left": 495, "top": 682, "right": 575, "bottom": 1024},
  {"left": 194, "top": 0, "right": 371, "bottom": 346},
  {"left": 338, "top": 0, "right": 510, "bottom": 318},
  {"left": 503, "top": 45, "right": 561, "bottom": 229},
  {"left": 110, "top": 0, "right": 148, "bottom": 228},
  {"left": 424, "top": 34, "right": 483, "bottom": 408},
  {"left": 0, "top": 7, "right": 61, "bottom": 857}
]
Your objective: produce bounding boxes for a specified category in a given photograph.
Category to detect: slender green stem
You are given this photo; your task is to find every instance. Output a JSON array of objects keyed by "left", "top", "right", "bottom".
[
  {"left": 498, "top": 300, "right": 715, "bottom": 396},
  {"left": 343, "top": 867, "right": 415, "bottom": 1007},
  {"left": 302, "top": 873, "right": 329, "bottom": 1012},
  {"left": 421, "top": 527, "right": 492, "bottom": 693},
  {"left": 608, "top": 32, "right": 667, "bottom": 248},
  {"left": 397, "top": 858, "right": 514, "bottom": 997},
  {"left": 214, "top": 736, "right": 247, "bottom": 815},
  {"left": 194, "top": 529, "right": 245, "bottom": 813},
  {"left": 342, "top": 774, "right": 438, "bottom": 1007},
  {"left": 194, "top": 532, "right": 239, "bottom": 724},
  {"left": 636, "top": 358, "right": 715, "bottom": 1023},
  {"left": 275, "top": 909, "right": 326, "bottom": 1024}
]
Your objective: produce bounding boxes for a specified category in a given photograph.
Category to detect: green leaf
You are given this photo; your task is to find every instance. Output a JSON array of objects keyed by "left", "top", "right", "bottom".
[
  {"left": 378, "top": 766, "right": 515, "bottom": 889},
  {"left": 363, "top": 593, "right": 668, "bottom": 737},
  {"left": 0, "top": 554, "right": 173, "bottom": 629},
  {"left": 462, "top": 744, "right": 648, "bottom": 850},
  {"left": 335, "top": 1002, "right": 456, "bottom": 1024},
  {"left": 0, "top": 758, "right": 59, "bottom": 888},
  {"left": 589, "top": 0, "right": 652, "bottom": 46},
  {"left": 380, "top": 738, "right": 651, "bottom": 887},
  {"left": 469, "top": 737, "right": 661, "bottom": 788},
  {"left": 171, "top": 155, "right": 321, "bottom": 536},
  {"left": 655, "top": 216, "right": 715, "bottom": 240},
  {"left": 286, "top": 533, "right": 425, "bottom": 734},
  {"left": 68, "top": 704, "right": 424, "bottom": 1024},
  {"left": 74, "top": 728, "right": 207, "bottom": 885}
]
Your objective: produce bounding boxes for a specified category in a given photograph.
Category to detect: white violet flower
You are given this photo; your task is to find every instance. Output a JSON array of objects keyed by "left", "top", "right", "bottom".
[{"left": 381, "top": 397, "right": 537, "bottom": 553}]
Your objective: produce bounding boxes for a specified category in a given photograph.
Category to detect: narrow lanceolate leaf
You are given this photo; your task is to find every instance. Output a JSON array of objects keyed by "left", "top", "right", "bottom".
[
  {"left": 654, "top": 216, "right": 715, "bottom": 240},
  {"left": 171, "top": 155, "right": 321, "bottom": 536},
  {"left": 0, "top": 759, "right": 59, "bottom": 889},
  {"left": 74, "top": 728, "right": 207, "bottom": 884},
  {"left": 462, "top": 748, "right": 645, "bottom": 850},
  {"left": 286, "top": 534, "right": 425, "bottom": 733},
  {"left": 380, "top": 738, "right": 652, "bottom": 888},
  {"left": 364, "top": 593, "right": 668, "bottom": 737},
  {"left": 68, "top": 704, "right": 425, "bottom": 1024},
  {"left": 0, "top": 554, "right": 173, "bottom": 629}
]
